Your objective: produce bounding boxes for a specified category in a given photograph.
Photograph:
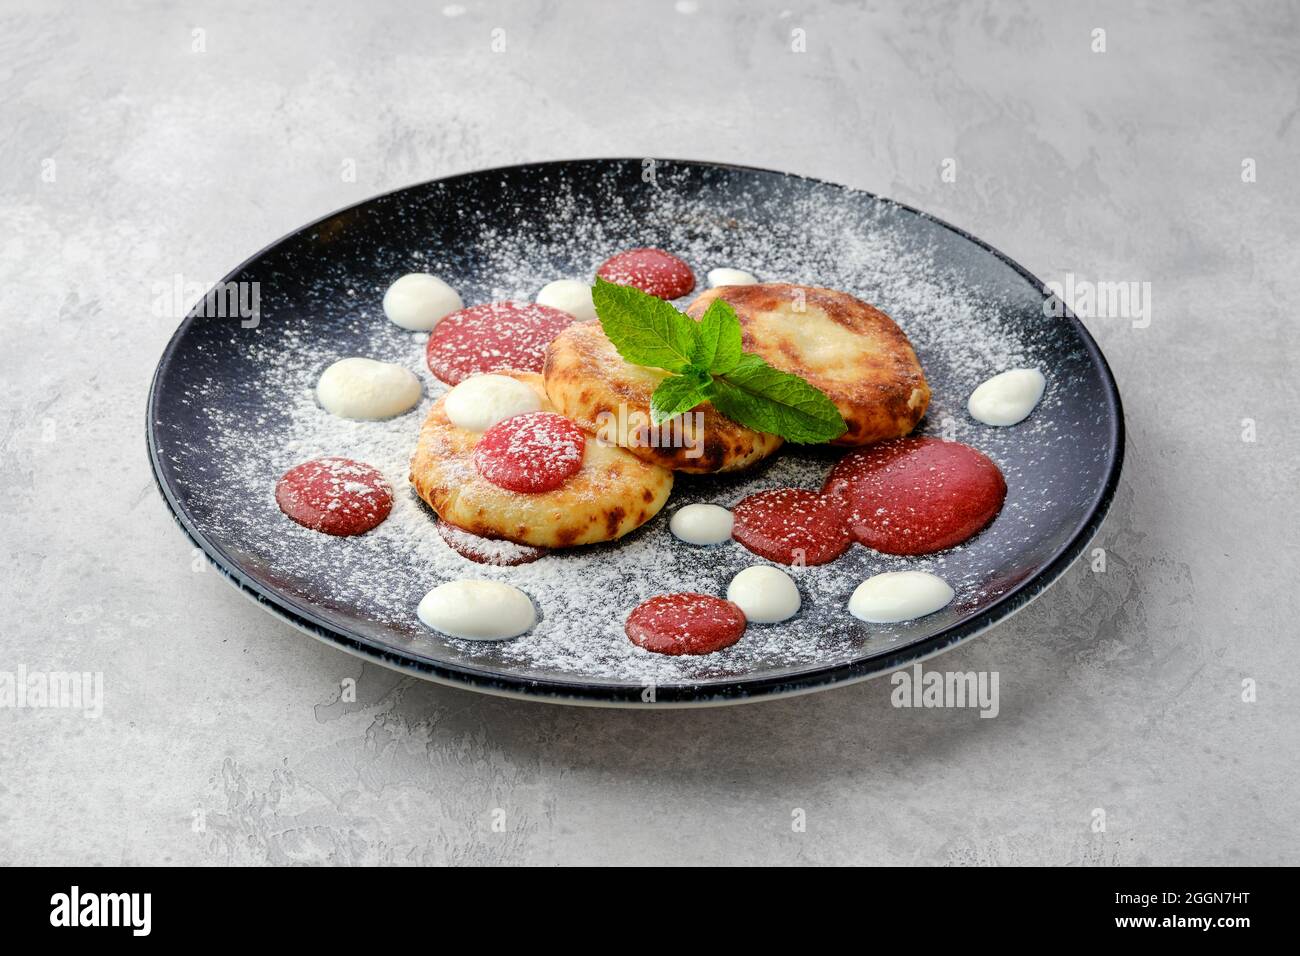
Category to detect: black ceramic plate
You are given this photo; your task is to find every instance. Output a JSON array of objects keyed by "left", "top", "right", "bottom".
[{"left": 148, "top": 159, "right": 1123, "bottom": 706}]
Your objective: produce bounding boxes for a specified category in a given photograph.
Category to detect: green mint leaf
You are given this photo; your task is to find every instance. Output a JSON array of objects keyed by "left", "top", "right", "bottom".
[
  {"left": 591, "top": 277, "right": 845, "bottom": 443},
  {"left": 690, "top": 298, "right": 744, "bottom": 374},
  {"left": 592, "top": 277, "right": 699, "bottom": 373},
  {"left": 649, "top": 372, "right": 711, "bottom": 425},
  {"left": 706, "top": 356, "right": 847, "bottom": 443}
]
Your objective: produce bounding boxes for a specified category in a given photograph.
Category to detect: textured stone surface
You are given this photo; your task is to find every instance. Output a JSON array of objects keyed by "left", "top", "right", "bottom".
[{"left": 1, "top": 1, "right": 1296, "bottom": 865}]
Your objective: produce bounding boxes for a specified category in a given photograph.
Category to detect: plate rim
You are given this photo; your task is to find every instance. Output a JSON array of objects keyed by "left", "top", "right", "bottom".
[{"left": 146, "top": 157, "right": 1126, "bottom": 707}]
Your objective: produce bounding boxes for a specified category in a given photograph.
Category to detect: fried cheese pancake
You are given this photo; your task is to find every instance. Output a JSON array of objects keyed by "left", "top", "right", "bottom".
[
  {"left": 410, "top": 371, "right": 673, "bottom": 548},
  {"left": 542, "top": 322, "right": 784, "bottom": 474},
  {"left": 685, "top": 284, "right": 929, "bottom": 446}
]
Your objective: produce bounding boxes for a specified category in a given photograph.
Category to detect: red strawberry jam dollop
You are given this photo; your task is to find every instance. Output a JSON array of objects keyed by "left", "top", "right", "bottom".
[
  {"left": 731, "top": 487, "right": 852, "bottom": 566},
  {"left": 473, "top": 412, "right": 586, "bottom": 494},
  {"left": 823, "top": 437, "right": 1006, "bottom": 555},
  {"left": 275, "top": 457, "right": 393, "bottom": 536},
  {"left": 596, "top": 248, "right": 695, "bottom": 300},
  {"left": 625, "top": 593, "right": 747, "bottom": 656},
  {"left": 426, "top": 301, "right": 574, "bottom": 385}
]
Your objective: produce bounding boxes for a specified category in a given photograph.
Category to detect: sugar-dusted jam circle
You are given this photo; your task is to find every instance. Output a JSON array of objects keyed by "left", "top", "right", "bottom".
[
  {"left": 426, "top": 301, "right": 574, "bottom": 385},
  {"left": 274, "top": 457, "right": 393, "bottom": 536},
  {"left": 472, "top": 412, "right": 586, "bottom": 494},
  {"left": 625, "top": 593, "right": 747, "bottom": 656},
  {"left": 596, "top": 248, "right": 695, "bottom": 300},
  {"left": 731, "top": 488, "right": 851, "bottom": 566}
]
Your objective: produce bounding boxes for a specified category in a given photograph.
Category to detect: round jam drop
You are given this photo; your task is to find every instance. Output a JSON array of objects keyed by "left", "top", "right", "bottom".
[
  {"left": 731, "top": 488, "right": 851, "bottom": 566},
  {"left": 625, "top": 593, "right": 747, "bottom": 656},
  {"left": 596, "top": 248, "right": 695, "bottom": 299},
  {"left": 275, "top": 457, "right": 393, "bottom": 536},
  {"left": 472, "top": 412, "right": 586, "bottom": 494},
  {"left": 823, "top": 437, "right": 1007, "bottom": 555},
  {"left": 435, "top": 520, "right": 547, "bottom": 567},
  {"left": 425, "top": 301, "right": 574, "bottom": 385}
]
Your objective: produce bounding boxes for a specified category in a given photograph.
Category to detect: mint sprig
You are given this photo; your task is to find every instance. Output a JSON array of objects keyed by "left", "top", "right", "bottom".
[
  {"left": 591, "top": 278, "right": 847, "bottom": 444},
  {"left": 690, "top": 298, "right": 744, "bottom": 374},
  {"left": 587, "top": 279, "right": 698, "bottom": 372},
  {"left": 650, "top": 372, "right": 711, "bottom": 422}
]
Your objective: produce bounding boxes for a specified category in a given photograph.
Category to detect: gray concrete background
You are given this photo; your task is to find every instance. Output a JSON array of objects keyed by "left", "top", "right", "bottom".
[{"left": 1, "top": 0, "right": 1296, "bottom": 865}]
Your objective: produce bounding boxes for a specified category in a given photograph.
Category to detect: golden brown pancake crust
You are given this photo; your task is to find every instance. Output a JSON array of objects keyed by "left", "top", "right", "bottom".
[{"left": 685, "top": 283, "right": 930, "bottom": 446}]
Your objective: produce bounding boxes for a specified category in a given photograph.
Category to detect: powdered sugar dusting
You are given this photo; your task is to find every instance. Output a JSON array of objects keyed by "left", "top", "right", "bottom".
[
  {"left": 435, "top": 520, "right": 547, "bottom": 567},
  {"left": 152, "top": 161, "right": 1116, "bottom": 690}
]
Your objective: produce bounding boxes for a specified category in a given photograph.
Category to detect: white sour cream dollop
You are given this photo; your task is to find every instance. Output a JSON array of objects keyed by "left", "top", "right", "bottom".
[
  {"left": 383, "top": 273, "right": 463, "bottom": 331},
  {"left": 968, "top": 368, "right": 1046, "bottom": 426},
  {"left": 536, "top": 279, "right": 597, "bottom": 321},
  {"left": 669, "top": 503, "right": 734, "bottom": 545},
  {"left": 848, "top": 571, "right": 954, "bottom": 624},
  {"left": 316, "top": 357, "right": 422, "bottom": 420},
  {"left": 727, "top": 565, "right": 800, "bottom": 623},
  {"left": 443, "top": 373, "right": 543, "bottom": 432},
  {"left": 707, "top": 267, "right": 758, "bottom": 287},
  {"left": 417, "top": 580, "right": 536, "bottom": 640}
]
